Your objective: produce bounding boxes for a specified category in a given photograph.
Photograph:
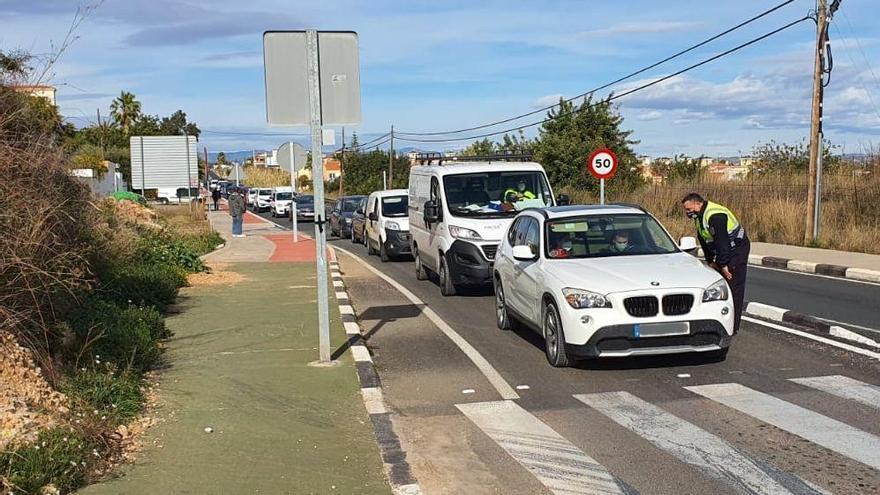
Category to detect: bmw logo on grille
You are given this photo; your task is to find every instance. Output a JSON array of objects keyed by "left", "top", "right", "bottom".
[{"left": 651, "top": 281, "right": 660, "bottom": 286}]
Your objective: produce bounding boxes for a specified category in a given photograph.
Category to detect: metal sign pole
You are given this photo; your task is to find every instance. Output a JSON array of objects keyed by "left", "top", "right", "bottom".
[
  {"left": 289, "top": 141, "right": 299, "bottom": 243},
  {"left": 600, "top": 178, "right": 605, "bottom": 205},
  {"left": 307, "top": 30, "right": 331, "bottom": 363}
]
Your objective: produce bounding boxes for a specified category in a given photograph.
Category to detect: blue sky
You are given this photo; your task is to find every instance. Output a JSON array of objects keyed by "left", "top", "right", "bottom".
[{"left": 2, "top": 0, "right": 878, "bottom": 157}]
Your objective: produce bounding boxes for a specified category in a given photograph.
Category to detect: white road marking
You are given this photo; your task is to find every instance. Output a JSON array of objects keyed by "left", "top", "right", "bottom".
[
  {"left": 516, "top": 385, "right": 531, "bottom": 390},
  {"left": 462, "top": 389, "right": 475, "bottom": 394},
  {"left": 677, "top": 373, "right": 691, "bottom": 378},
  {"left": 457, "top": 400, "right": 626, "bottom": 495},
  {"left": 790, "top": 375, "right": 880, "bottom": 410},
  {"left": 361, "top": 387, "right": 388, "bottom": 414},
  {"left": 288, "top": 285, "right": 315, "bottom": 289},
  {"left": 333, "top": 246, "right": 519, "bottom": 400},
  {"left": 685, "top": 383, "right": 880, "bottom": 470},
  {"left": 743, "top": 316, "right": 880, "bottom": 361},
  {"left": 335, "top": 291, "right": 348, "bottom": 300},
  {"left": 575, "top": 391, "right": 823, "bottom": 495},
  {"left": 332, "top": 280, "right": 344, "bottom": 288},
  {"left": 351, "top": 345, "right": 372, "bottom": 363}
]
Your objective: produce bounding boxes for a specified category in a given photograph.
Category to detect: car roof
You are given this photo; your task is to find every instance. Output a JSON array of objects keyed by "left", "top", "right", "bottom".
[
  {"left": 370, "top": 188, "right": 408, "bottom": 198},
  {"left": 525, "top": 204, "right": 648, "bottom": 220}
]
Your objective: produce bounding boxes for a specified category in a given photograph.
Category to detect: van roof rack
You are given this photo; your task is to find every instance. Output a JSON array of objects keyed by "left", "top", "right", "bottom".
[{"left": 415, "top": 151, "right": 533, "bottom": 166}]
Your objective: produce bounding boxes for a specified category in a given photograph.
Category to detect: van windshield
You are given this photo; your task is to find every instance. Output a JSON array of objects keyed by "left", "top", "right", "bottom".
[
  {"left": 443, "top": 171, "right": 552, "bottom": 218},
  {"left": 381, "top": 196, "right": 408, "bottom": 217},
  {"left": 275, "top": 192, "right": 292, "bottom": 200}
]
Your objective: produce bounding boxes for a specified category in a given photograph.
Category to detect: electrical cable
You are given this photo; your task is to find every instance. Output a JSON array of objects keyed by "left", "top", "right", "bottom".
[
  {"left": 395, "top": 15, "right": 812, "bottom": 144},
  {"left": 394, "top": 0, "right": 801, "bottom": 137}
]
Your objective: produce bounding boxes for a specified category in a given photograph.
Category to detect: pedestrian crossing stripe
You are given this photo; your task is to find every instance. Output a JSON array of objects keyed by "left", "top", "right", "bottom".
[
  {"left": 575, "top": 391, "right": 824, "bottom": 495},
  {"left": 789, "top": 375, "right": 880, "bottom": 410},
  {"left": 685, "top": 382, "right": 880, "bottom": 470},
  {"left": 456, "top": 400, "right": 631, "bottom": 495}
]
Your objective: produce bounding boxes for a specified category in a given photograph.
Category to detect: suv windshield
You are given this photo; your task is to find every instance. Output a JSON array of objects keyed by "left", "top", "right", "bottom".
[
  {"left": 381, "top": 196, "right": 408, "bottom": 217},
  {"left": 275, "top": 192, "right": 292, "bottom": 200},
  {"left": 545, "top": 214, "right": 678, "bottom": 259},
  {"left": 443, "top": 171, "right": 552, "bottom": 218},
  {"left": 259, "top": 190, "right": 272, "bottom": 197}
]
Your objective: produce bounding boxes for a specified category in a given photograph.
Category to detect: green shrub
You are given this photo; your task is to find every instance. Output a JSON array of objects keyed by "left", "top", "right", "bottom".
[
  {"left": 138, "top": 231, "right": 204, "bottom": 272},
  {"left": 101, "top": 262, "right": 186, "bottom": 312},
  {"left": 68, "top": 299, "right": 165, "bottom": 373},
  {"left": 177, "top": 229, "right": 224, "bottom": 257},
  {"left": 0, "top": 428, "right": 96, "bottom": 495},
  {"left": 60, "top": 370, "right": 145, "bottom": 425}
]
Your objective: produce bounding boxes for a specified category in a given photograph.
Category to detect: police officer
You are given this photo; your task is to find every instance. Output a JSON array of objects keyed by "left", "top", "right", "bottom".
[
  {"left": 681, "top": 193, "right": 750, "bottom": 333},
  {"left": 504, "top": 179, "right": 536, "bottom": 203}
]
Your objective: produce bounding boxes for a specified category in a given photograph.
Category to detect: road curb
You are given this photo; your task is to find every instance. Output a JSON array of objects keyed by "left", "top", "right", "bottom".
[
  {"left": 328, "top": 256, "right": 423, "bottom": 495},
  {"left": 696, "top": 249, "right": 880, "bottom": 283},
  {"left": 745, "top": 302, "right": 879, "bottom": 350}
]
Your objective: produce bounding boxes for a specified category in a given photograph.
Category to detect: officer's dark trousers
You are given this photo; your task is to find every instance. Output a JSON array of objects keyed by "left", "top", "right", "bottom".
[{"left": 728, "top": 237, "right": 750, "bottom": 333}]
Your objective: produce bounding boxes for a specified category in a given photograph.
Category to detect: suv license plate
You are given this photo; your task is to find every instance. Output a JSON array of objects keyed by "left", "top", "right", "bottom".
[{"left": 634, "top": 322, "right": 689, "bottom": 338}]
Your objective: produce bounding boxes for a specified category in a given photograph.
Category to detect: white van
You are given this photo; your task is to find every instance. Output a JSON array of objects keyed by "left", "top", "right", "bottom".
[
  {"left": 408, "top": 156, "right": 560, "bottom": 296},
  {"left": 270, "top": 187, "right": 294, "bottom": 217},
  {"left": 364, "top": 189, "right": 410, "bottom": 261}
]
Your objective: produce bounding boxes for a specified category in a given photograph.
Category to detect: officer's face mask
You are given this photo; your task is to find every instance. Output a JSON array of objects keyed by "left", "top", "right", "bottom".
[
  {"left": 518, "top": 183, "right": 526, "bottom": 192},
  {"left": 686, "top": 211, "right": 698, "bottom": 219}
]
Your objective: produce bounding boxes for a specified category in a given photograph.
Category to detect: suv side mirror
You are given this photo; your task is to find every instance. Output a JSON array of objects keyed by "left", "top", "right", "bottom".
[
  {"left": 368, "top": 212, "right": 378, "bottom": 221},
  {"left": 679, "top": 236, "right": 698, "bottom": 251},
  {"left": 512, "top": 245, "right": 537, "bottom": 261},
  {"left": 424, "top": 200, "right": 440, "bottom": 223},
  {"left": 557, "top": 194, "right": 570, "bottom": 206}
]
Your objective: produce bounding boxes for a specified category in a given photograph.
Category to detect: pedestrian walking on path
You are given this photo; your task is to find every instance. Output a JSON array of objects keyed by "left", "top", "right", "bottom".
[
  {"left": 229, "top": 187, "right": 246, "bottom": 237},
  {"left": 211, "top": 187, "right": 221, "bottom": 211},
  {"left": 682, "top": 193, "right": 750, "bottom": 333}
]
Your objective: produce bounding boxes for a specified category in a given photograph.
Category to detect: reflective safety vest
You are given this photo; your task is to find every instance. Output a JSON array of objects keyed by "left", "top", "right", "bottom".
[
  {"left": 696, "top": 201, "right": 744, "bottom": 247},
  {"left": 503, "top": 189, "right": 536, "bottom": 202}
]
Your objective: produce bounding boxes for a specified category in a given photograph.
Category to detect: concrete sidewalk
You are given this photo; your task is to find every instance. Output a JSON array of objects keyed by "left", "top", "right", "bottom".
[{"left": 82, "top": 208, "right": 389, "bottom": 494}]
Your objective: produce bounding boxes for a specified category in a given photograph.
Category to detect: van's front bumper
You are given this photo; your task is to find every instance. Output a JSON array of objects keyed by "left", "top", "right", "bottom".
[
  {"left": 384, "top": 229, "right": 412, "bottom": 256},
  {"left": 446, "top": 240, "right": 493, "bottom": 286}
]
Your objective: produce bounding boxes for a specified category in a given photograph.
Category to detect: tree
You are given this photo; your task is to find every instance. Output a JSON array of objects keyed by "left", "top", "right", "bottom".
[
  {"left": 533, "top": 95, "right": 642, "bottom": 196},
  {"left": 462, "top": 138, "right": 495, "bottom": 156},
  {"left": 159, "top": 110, "right": 200, "bottom": 137},
  {"left": 216, "top": 152, "right": 228, "bottom": 165},
  {"left": 750, "top": 139, "right": 840, "bottom": 177},
  {"left": 654, "top": 154, "right": 704, "bottom": 183},
  {"left": 109, "top": 91, "right": 142, "bottom": 135},
  {"left": 497, "top": 130, "right": 536, "bottom": 154}
]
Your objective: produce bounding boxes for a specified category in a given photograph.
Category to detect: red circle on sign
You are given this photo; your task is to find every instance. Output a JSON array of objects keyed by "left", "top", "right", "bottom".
[{"left": 587, "top": 148, "right": 618, "bottom": 180}]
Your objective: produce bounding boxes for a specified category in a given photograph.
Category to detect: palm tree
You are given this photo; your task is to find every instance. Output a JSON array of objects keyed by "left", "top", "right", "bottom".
[{"left": 109, "top": 91, "right": 141, "bottom": 135}]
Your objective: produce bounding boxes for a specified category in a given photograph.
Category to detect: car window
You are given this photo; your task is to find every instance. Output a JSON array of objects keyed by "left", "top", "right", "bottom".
[
  {"left": 525, "top": 218, "right": 540, "bottom": 256},
  {"left": 545, "top": 214, "right": 678, "bottom": 259},
  {"left": 507, "top": 218, "right": 522, "bottom": 246},
  {"left": 514, "top": 218, "right": 533, "bottom": 247}
]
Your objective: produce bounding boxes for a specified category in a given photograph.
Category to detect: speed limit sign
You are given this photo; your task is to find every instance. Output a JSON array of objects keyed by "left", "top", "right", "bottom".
[{"left": 587, "top": 148, "right": 618, "bottom": 180}]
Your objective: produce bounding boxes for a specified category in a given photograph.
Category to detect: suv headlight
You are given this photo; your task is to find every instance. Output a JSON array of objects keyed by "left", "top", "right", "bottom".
[
  {"left": 385, "top": 221, "right": 401, "bottom": 231},
  {"left": 448, "top": 225, "right": 482, "bottom": 240},
  {"left": 562, "top": 288, "right": 612, "bottom": 309},
  {"left": 702, "top": 279, "right": 729, "bottom": 302},
  {"left": 344, "top": 217, "right": 352, "bottom": 224}
]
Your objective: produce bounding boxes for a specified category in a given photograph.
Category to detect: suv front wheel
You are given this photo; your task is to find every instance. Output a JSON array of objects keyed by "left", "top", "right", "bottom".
[
  {"left": 494, "top": 276, "right": 511, "bottom": 330},
  {"left": 543, "top": 301, "right": 572, "bottom": 368}
]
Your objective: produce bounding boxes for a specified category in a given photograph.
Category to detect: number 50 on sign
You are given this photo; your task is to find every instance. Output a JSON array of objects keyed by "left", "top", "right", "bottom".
[{"left": 587, "top": 148, "right": 618, "bottom": 180}]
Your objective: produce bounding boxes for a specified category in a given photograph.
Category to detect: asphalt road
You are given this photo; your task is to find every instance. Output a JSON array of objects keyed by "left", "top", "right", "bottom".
[{"left": 260, "top": 211, "right": 880, "bottom": 495}]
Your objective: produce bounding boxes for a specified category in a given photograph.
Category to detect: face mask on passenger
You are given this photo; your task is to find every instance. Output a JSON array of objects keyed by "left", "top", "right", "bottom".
[{"left": 614, "top": 242, "right": 628, "bottom": 252}]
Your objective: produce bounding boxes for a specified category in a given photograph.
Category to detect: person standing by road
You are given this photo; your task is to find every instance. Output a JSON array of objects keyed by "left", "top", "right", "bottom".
[
  {"left": 229, "top": 187, "right": 246, "bottom": 238},
  {"left": 211, "top": 187, "right": 221, "bottom": 212},
  {"left": 681, "top": 193, "right": 750, "bottom": 333}
]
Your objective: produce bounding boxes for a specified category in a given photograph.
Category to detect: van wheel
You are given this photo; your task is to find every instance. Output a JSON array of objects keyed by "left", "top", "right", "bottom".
[
  {"left": 544, "top": 301, "right": 572, "bottom": 368},
  {"left": 351, "top": 228, "right": 358, "bottom": 244},
  {"left": 159, "top": 198, "right": 169, "bottom": 205},
  {"left": 379, "top": 241, "right": 390, "bottom": 262},
  {"left": 439, "top": 256, "right": 457, "bottom": 297},
  {"left": 494, "top": 276, "right": 511, "bottom": 331},
  {"left": 367, "top": 237, "right": 376, "bottom": 255},
  {"left": 414, "top": 248, "right": 428, "bottom": 281}
]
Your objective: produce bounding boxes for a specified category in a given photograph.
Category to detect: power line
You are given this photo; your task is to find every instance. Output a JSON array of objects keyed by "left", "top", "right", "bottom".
[
  {"left": 835, "top": 10, "right": 880, "bottom": 121},
  {"left": 395, "top": 0, "right": 801, "bottom": 137},
  {"left": 395, "top": 15, "right": 812, "bottom": 144}
]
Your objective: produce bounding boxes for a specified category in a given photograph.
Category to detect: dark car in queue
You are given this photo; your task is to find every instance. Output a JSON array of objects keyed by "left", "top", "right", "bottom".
[
  {"left": 329, "top": 195, "right": 367, "bottom": 238},
  {"left": 350, "top": 197, "right": 369, "bottom": 245},
  {"left": 292, "top": 194, "right": 315, "bottom": 222}
]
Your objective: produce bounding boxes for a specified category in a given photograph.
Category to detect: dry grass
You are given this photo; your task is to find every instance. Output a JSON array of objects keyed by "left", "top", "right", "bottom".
[
  {"left": 569, "top": 171, "right": 880, "bottom": 254},
  {"left": 242, "top": 167, "right": 293, "bottom": 188}
]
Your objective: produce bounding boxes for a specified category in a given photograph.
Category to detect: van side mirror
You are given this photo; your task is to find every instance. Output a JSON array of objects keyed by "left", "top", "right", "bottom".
[
  {"left": 368, "top": 212, "right": 378, "bottom": 221},
  {"left": 557, "top": 194, "right": 570, "bottom": 206},
  {"left": 679, "top": 236, "right": 698, "bottom": 251},
  {"left": 424, "top": 200, "right": 440, "bottom": 223}
]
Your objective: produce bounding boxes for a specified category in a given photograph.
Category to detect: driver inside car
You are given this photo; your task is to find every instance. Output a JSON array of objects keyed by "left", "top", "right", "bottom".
[{"left": 607, "top": 231, "right": 637, "bottom": 253}]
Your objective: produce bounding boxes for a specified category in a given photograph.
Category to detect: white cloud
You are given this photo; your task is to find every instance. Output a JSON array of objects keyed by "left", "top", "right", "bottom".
[
  {"left": 578, "top": 21, "right": 702, "bottom": 38},
  {"left": 637, "top": 110, "right": 662, "bottom": 121},
  {"left": 531, "top": 94, "right": 563, "bottom": 109}
]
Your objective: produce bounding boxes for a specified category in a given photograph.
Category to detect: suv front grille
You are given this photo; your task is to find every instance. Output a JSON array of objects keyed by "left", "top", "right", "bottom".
[
  {"left": 624, "top": 296, "right": 659, "bottom": 317},
  {"left": 481, "top": 244, "right": 498, "bottom": 260},
  {"left": 662, "top": 294, "right": 694, "bottom": 316}
]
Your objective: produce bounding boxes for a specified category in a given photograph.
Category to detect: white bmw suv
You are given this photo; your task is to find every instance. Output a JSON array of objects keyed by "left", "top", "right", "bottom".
[{"left": 493, "top": 204, "right": 734, "bottom": 367}]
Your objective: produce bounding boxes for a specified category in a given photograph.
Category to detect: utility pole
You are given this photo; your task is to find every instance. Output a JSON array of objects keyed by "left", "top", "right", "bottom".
[
  {"left": 388, "top": 125, "right": 394, "bottom": 190},
  {"left": 204, "top": 146, "right": 209, "bottom": 190},
  {"left": 805, "top": 0, "right": 828, "bottom": 244},
  {"left": 340, "top": 127, "right": 345, "bottom": 198}
]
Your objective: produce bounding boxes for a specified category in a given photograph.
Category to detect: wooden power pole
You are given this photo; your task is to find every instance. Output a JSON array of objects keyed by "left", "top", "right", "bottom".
[{"left": 805, "top": 0, "right": 828, "bottom": 244}]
